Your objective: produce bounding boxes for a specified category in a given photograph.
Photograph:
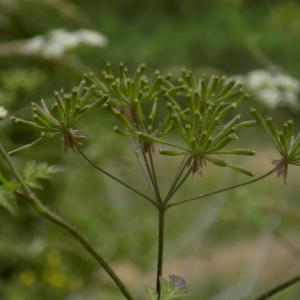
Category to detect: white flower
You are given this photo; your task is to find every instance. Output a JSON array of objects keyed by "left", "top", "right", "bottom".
[
  {"left": 274, "top": 74, "right": 299, "bottom": 90},
  {"left": 243, "top": 69, "right": 300, "bottom": 110},
  {"left": 22, "top": 28, "right": 108, "bottom": 59},
  {"left": 256, "top": 89, "right": 281, "bottom": 109},
  {"left": 76, "top": 29, "right": 108, "bottom": 46},
  {"left": 22, "top": 36, "right": 45, "bottom": 54},
  {"left": 0, "top": 106, "right": 8, "bottom": 120}
]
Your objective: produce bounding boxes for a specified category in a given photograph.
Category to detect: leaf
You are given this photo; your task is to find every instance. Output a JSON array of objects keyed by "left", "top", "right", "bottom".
[
  {"left": 145, "top": 286, "right": 158, "bottom": 300},
  {"left": 23, "top": 161, "right": 63, "bottom": 190},
  {"left": 169, "top": 275, "right": 188, "bottom": 297},
  {"left": 160, "top": 276, "right": 172, "bottom": 300},
  {"left": 160, "top": 275, "right": 189, "bottom": 300},
  {"left": 0, "top": 188, "right": 17, "bottom": 215}
]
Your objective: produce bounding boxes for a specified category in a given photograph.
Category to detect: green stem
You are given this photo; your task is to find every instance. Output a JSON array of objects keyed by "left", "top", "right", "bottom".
[
  {"left": 0, "top": 144, "right": 32, "bottom": 196},
  {"left": 16, "top": 192, "right": 135, "bottom": 300},
  {"left": 149, "top": 151, "right": 162, "bottom": 202},
  {"left": 76, "top": 145, "right": 157, "bottom": 207},
  {"left": 168, "top": 169, "right": 275, "bottom": 209},
  {"left": 253, "top": 274, "right": 300, "bottom": 300},
  {"left": 128, "top": 137, "right": 153, "bottom": 191},
  {"left": 140, "top": 148, "right": 161, "bottom": 203},
  {"left": 8, "top": 136, "right": 44, "bottom": 156},
  {"left": 0, "top": 143, "right": 134, "bottom": 300},
  {"left": 156, "top": 207, "right": 166, "bottom": 298},
  {"left": 165, "top": 166, "right": 192, "bottom": 205},
  {"left": 163, "top": 157, "right": 188, "bottom": 204}
]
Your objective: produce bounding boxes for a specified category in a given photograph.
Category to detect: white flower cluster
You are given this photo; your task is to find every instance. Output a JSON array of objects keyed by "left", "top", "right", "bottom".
[
  {"left": 0, "top": 106, "right": 8, "bottom": 120},
  {"left": 242, "top": 70, "right": 300, "bottom": 110},
  {"left": 22, "top": 29, "right": 108, "bottom": 59}
]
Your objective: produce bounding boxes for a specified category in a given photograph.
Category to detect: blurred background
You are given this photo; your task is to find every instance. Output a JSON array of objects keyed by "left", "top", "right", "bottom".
[{"left": 1, "top": 0, "right": 300, "bottom": 299}]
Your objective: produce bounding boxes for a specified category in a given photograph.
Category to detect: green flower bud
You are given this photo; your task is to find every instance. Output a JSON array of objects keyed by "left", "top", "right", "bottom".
[
  {"left": 250, "top": 108, "right": 269, "bottom": 134},
  {"left": 110, "top": 108, "right": 134, "bottom": 129},
  {"left": 216, "top": 103, "right": 237, "bottom": 119},
  {"left": 266, "top": 117, "right": 280, "bottom": 146},
  {"left": 33, "top": 114, "right": 52, "bottom": 128},
  {"left": 206, "top": 156, "right": 228, "bottom": 167},
  {"left": 149, "top": 99, "right": 158, "bottom": 124},
  {"left": 219, "top": 80, "right": 236, "bottom": 97},
  {"left": 212, "top": 149, "right": 256, "bottom": 156},
  {"left": 237, "top": 120, "right": 257, "bottom": 127},
  {"left": 10, "top": 117, "right": 43, "bottom": 129},
  {"left": 200, "top": 77, "right": 208, "bottom": 99},
  {"left": 159, "top": 149, "right": 185, "bottom": 156},
  {"left": 138, "top": 132, "right": 162, "bottom": 144},
  {"left": 228, "top": 164, "right": 255, "bottom": 177},
  {"left": 113, "top": 126, "right": 130, "bottom": 136}
]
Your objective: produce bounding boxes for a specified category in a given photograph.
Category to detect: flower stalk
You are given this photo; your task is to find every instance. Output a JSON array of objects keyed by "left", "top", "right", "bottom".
[
  {"left": 0, "top": 143, "right": 135, "bottom": 300},
  {"left": 2, "top": 64, "right": 300, "bottom": 300}
]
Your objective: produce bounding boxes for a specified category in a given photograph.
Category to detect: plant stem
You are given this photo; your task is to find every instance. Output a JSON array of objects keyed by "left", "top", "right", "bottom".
[
  {"left": 164, "top": 156, "right": 188, "bottom": 204},
  {"left": 164, "top": 166, "right": 191, "bottom": 205},
  {"left": 148, "top": 151, "right": 162, "bottom": 202},
  {"left": 0, "top": 144, "right": 33, "bottom": 196},
  {"left": 0, "top": 143, "right": 135, "bottom": 300},
  {"left": 76, "top": 145, "right": 157, "bottom": 207},
  {"left": 168, "top": 169, "right": 275, "bottom": 209},
  {"left": 253, "top": 274, "right": 300, "bottom": 300},
  {"left": 16, "top": 192, "right": 135, "bottom": 300},
  {"left": 8, "top": 136, "right": 44, "bottom": 156},
  {"left": 140, "top": 148, "right": 162, "bottom": 204},
  {"left": 128, "top": 137, "right": 153, "bottom": 192},
  {"left": 156, "top": 207, "right": 166, "bottom": 298}
]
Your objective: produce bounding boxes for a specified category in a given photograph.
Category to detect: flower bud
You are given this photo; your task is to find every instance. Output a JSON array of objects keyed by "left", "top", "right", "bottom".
[
  {"left": 206, "top": 156, "right": 228, "bottom": 167},
  {"left": 228, "top": 164, "right": 255, "bottom": 177},
  {"left": 159, "top": 149, "right": 185, "bottom": 156}
]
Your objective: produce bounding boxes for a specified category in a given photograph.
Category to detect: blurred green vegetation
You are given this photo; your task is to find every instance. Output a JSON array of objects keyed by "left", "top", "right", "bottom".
[{"left": 1, "top": 0, "right": 300, "bottom": 299}]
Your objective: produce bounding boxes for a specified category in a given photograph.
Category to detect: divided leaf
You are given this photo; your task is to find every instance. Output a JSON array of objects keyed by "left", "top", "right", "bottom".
[
  {"left": 23, "top": 161, "right": 63, "bottom": 190},
  {"left": 0, "top": 188, "right": 17, "bottom": 215},
  {"left": 160, "top": 275, "right": 188, "bottom": 300},
  {"left": 0, "top": 172, "right": 18, "bottom": 215},
  {"left": 145, "top": 286, "right": 158, "bottom": 300},
  {"left": 146, "top": 275, "right": 188, "bottom": 300}
]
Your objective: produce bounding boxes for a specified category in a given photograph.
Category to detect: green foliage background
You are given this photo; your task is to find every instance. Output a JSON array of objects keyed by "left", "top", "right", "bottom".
[{"left": 1, "top": 0, "right": 300, "bottom": 299}]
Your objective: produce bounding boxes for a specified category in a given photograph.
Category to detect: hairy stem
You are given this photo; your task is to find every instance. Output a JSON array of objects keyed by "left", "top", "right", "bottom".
[
  {"left": 0, "top": 143, "right": 134, "bottom": 300},
  {"left": 168, "top": 169, "right": 275, "bottom": 209},
  {"left": 253, "top": 274, "right": 300, "bottom": 300},
  {"left": 156, "top": 208, "right": 166, "bottom": 298},
  {"left": 76, "top": 145, "right": 156, "bottom": 207}
]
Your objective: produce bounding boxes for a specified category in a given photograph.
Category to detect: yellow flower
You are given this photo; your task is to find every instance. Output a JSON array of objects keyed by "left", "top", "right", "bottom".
[
  {"left": 46, "top": 249, "right": 61, "bottom": 267},
  {"left": 43, "top": 270, "right": 67, "bottom": 289},
  {"left": 19, "top": 270, "right": 36, "bottom": 286}
]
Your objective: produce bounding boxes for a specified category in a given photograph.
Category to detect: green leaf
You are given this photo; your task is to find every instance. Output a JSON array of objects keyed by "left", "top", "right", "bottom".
[
  {"left": 0, "top": 188, "right": 17, "bottom": 215},
  {"left": 160, "top": 276, "right": 172, "bottom": 299},
  {"left": 169, "top": 275, "right": 189, "bottom": 298},
  {"left": 145, "top": 275, "right": 188, "bottom": 300},
  {"left": 160, "top": 275, "right": 188, "bottom": 300},
  {"left": 23, "top": 161, "right": 63, "bottom": 190},
  {"left": 145, "top": 286, "right": 158, "bottom": 300}
]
